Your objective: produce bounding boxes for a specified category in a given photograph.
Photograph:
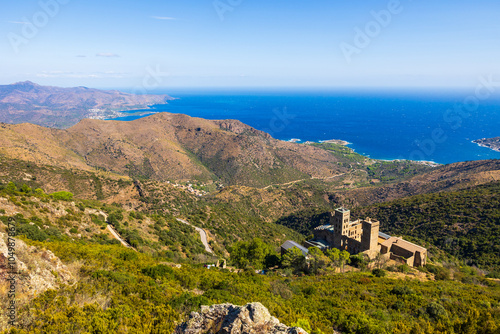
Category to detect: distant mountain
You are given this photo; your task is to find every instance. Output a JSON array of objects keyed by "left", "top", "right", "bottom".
[
  {"left": 0, "top": 81, "right": 173, "bottom": 128},
  {"left": 338, "top": 159, "right": 500, "bottom": 207},
  {"left": 0, "top": 113, "right": 346, "bottom": 187}
]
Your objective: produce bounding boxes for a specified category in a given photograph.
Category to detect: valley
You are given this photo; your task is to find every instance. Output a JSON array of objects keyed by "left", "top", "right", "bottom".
[{"left": 0, "top": 112, "right": 499, "bottom": 333}]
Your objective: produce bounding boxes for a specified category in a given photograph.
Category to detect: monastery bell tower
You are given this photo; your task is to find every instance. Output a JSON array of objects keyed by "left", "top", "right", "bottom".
[{"left": 332, "top": 207, "right": 350, "bottom": 248}]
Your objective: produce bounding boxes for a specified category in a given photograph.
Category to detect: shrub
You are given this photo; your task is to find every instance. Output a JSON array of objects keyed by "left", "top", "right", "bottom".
[
  {"left": 426, "top": 302, "right": 447, "bottom": 320},
  {"left": 391, "top": 285, "right": 414, "bottom": 296},
  {"left": 372, "top": 268, "right": 386, "bottom": 277},
  {"left": 142, "top": 264, "right": 175, "bottom": 279},
  {"left": 51, "top": 191, "right": 74, "bottom": 201}
]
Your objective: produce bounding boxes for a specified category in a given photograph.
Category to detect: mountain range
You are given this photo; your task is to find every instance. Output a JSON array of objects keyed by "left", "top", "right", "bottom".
[
  {"left": 0, "top": 81, "right": 173, "bottom": 128},
  {"left": 0, "top": 113, "right": 348, "bottom": 187},
  {"left": 1, "top": 83, "right": 500, "bottom": 333}
]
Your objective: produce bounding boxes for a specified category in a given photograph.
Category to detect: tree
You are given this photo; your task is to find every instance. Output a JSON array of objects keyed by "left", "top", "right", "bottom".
[
  {"left": 51, "top": 191, "right": 74, "bottom": 201},
  {"left": 339, "top": 250, "right": 350, "bottom": 273},
  {"left": 307, "top": 247, "right": 330, "bottom": 275},
  {"left": 374, "top": 252, "right": 387, "bottom": 269},
  {"left": 229, "top": 238, "right": 275, "bottom": 270},
  {"left": 326, "top": 248, "right": 340, "bottom": 268},
  {"left": 34, "top": 188, "right": 45, "bottom": 196},
  {"left": 6, "top": 182, "right": 16, "bottom": 193},
  {"left": 20, "top": 184, "right": 32, "bottom": 193},
  {"left": 282, "top": 247, "right": 306, "bottom": 273}
]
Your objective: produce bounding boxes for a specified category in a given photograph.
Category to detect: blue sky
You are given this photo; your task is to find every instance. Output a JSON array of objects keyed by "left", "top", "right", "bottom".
[{"left": 1, "top": 0, "right": 500, "bottom": 89}]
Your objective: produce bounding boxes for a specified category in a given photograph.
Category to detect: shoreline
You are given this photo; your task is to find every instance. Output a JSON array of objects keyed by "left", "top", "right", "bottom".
[
  {"left": 294, "top": 138, "right": 442, "bottom": 167},
  {"left": 472, "top": 139, "right": 500, "bottom": 153}
]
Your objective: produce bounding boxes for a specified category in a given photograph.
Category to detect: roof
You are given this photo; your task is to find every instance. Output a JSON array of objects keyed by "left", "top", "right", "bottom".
[
  {"left": 378, "top": 232, "right": 391, "bottom": 240},
  {"left": 281, "top": 240, "right": 309, "bottom": 256},
  {"left": 306, "top": 239, "right": 330, "bottom": 249},
  {"left": 314, "top": 224, "right": 335, "bottom": 232},
  {"left": 335, "top": 207, "right": 350, "bottom": 213},
  {"left": 381, "top": 237, "right": 427, "bottom": 254}
]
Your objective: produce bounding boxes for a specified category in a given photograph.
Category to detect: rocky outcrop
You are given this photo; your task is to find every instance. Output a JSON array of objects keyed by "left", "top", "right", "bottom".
[
  {"left": 174, "top": 302, "right": 308, "bottom": 334},
  {"left": 0, "top": 232, "right": 74, "bottom": 294},
  {"left": 473, "top": 137, "right": 500, "bottom": 152}
]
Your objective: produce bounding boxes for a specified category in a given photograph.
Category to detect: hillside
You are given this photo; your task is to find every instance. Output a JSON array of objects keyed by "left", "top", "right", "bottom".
[
  {"left": 340, "top": 159, "right": 500, "bottom": 207},
  {"left": 0, "top": 154, "right": 499, "bottom": 333},
  {"left": 0, "top": 81, "right": 173, "bottom": 128},
  {"left": 0, "top": 113, "right": 353, "bottom": 187},
  {"left": 352, "top": 181, "right": 500, "bottom": 272},
  {"left": 1, "top": 214, "right": 499, "bottom": 333}
]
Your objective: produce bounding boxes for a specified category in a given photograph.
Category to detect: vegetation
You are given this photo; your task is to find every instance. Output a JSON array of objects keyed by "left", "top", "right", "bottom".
[
  {"left": 311, "top": 143, "right": 433, "bottom": 183},
  {"left": 1, "top": 239, "right": 498, "bottom": 334},
  {"left": 353, "top": 181, "right": 500, "bottom": 273},
  {"left": 0, "top": 151, "right": 499, "bottom": 333}
]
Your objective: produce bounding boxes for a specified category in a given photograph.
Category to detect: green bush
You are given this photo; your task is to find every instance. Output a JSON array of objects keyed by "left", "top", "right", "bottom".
[
  {"left": 426, "top": 302, "right": 448, "bottom": 320},
  {"left": 372, "top": 268, "right": 386, "bottom": 277},
  {"left": 51, "top": 191, "right": 74, "bottom": 201}
]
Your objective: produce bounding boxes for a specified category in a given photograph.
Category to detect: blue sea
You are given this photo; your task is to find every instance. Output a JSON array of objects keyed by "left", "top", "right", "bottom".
[{"left": 109, "top": 89, "right": 500, "bottom": 165}]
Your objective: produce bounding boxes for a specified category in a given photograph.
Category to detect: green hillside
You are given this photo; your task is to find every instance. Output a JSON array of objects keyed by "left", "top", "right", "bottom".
[
  {"left": 353, "top": 182, "right": 500, "bottom": 273},
  {"left": 2, "top": 238, "right": 499, "bottom": 334}
]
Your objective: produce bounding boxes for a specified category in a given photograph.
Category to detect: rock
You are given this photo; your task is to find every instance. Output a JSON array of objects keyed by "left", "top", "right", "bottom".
[
  {"left": 0, "top": 232, "right": 74, "bottom": 294},
  {"left": 174, "top": 302, "right": 308, "bottom": 334}
]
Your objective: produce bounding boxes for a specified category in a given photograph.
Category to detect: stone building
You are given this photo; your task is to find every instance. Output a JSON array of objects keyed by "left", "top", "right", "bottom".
[
  {"left": 380, "top": 236, "right": 427, "bottom": 267},
  {"left": 304, "top": 207, "right": 427, "bottom": 267}
]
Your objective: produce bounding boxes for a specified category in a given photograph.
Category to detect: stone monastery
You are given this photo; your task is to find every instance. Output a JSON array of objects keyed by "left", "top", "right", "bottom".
[{"left": 304, "top": 207, "right": 427, "bottom": 267}]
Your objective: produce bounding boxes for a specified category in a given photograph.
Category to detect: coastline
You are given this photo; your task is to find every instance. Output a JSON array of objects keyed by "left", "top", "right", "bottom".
[{"left": 472, "top": 138, "right": 500, "bottom": 153}]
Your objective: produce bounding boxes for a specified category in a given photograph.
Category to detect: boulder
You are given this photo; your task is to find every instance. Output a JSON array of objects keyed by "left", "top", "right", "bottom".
[{"left": 174, "top": 302, "right": 308, "bottom": 334}]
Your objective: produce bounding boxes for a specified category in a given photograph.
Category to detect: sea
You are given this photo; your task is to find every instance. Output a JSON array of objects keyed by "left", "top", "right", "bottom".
[{"left": 109, "top": 89, "right": 500, "bottom": 165}]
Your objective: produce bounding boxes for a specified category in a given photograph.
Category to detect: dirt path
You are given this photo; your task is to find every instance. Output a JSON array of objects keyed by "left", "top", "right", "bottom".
[
  {"left": 106, "top": 224, "right": 136, "bottom": 251},
  {"left": 176, "top": 218, "right": 214, "bottom": 254},
  {"left": 262, "top": 173, "right": 345, "bottom": 190}
]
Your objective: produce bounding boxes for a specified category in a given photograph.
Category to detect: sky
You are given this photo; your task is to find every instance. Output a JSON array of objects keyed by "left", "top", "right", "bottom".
[{"left": 1, "top": 0, "right": 500, "bottom": 89}]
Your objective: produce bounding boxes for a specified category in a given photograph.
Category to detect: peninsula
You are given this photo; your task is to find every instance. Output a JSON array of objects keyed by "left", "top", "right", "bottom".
[
  {"left": 0, "top": 81, "right": 174, "bottom": 128},
  {"left": 473, "top": 137, "right": 500, "bottom": 152}
]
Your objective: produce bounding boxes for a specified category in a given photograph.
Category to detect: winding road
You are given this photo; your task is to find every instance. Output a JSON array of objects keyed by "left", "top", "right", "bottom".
[{"left": 176, "top": 218, "right": 214, "bottom": 254}]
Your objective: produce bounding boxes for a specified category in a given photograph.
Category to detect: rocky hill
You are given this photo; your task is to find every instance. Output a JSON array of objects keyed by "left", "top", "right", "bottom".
[
  {"left": 0, "top": 81, "right": 173, "bottom": 128},
  {"left": 0, "top": 113, "right": 346, "bottom": 187}
]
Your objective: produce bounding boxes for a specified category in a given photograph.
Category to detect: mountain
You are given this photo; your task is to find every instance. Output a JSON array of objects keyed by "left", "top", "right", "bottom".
[
  {"left": 340, "top": 159, "right": 500, "bottom": 207},
  {"left": 0, "top": 113, "right": 347, "bottom": 187},
  {"left": 1, "top": 115, "right": 500, "bottom": 333},
  {"left": 0, "top": 81, "right": 173, "bottom": 128}
]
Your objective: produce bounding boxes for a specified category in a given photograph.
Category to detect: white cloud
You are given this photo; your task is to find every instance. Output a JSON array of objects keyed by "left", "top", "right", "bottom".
[
  {"left": 151, "top": 16, "right": 177, "bottom": 20},
  {"left": 36, "top": 71, "right": 127, "bottom": 79},
  {"left": 96, "top": 53, "right": 120, "bottom": 58}
]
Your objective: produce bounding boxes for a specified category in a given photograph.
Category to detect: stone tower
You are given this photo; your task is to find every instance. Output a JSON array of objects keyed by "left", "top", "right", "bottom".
[
  {"left": 332, "top": 207, "right": 350, "bottom": 249},
  {"left": 361, "top": 218, "right": 380, "bottom": 252}
]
